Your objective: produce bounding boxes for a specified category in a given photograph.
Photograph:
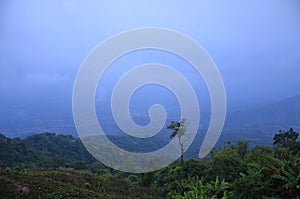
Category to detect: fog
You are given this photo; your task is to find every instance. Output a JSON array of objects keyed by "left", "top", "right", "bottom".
[{"left": 1, "top": 0, "right": 299, "bottom": 136}]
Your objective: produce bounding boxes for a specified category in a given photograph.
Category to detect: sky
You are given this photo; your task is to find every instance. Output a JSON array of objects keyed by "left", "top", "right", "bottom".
[{"left": 0, "top": 0, "right": 300, "bottom": 136}]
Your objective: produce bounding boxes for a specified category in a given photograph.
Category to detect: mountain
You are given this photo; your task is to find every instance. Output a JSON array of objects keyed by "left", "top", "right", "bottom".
[
  {"left": 0, "top": 102, "right": 76, "bottom": 138},
  {"left": 222, "top": 94, "right": 300, "bottom": 145},
  {"left": 0, "top": 94, "right": 299, "bottom": 148}
]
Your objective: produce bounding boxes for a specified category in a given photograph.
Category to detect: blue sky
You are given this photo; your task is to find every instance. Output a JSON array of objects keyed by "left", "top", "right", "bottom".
[{"left": 1, "top": 0, "right": 300, "bottom": 115}]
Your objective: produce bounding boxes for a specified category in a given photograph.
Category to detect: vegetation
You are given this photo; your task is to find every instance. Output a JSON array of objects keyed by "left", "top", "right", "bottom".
[
  {"left": 0, "top": 132, "right": 96, "bottom": 168},
  {"left": 0, "top": 168, "right": 163, "bottom": 199},
  {"left": 168, "top": 118, "right": 189, "bottom": 165},
  {"left": 1, "top": 128, "right": 300, "bottom": 198}
]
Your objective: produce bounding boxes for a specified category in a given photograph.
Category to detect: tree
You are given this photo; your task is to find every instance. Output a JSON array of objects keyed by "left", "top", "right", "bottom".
[
  {"left": 207, "top": 147, "right": 246, "bottom": 182},
  {"left": 234, "top": 162, "right": 275, "bottom": 198},
  {"left": 69, "top": 160, "right": 88, "bottom": 170},
  {"left": 167, "top": 118, "right": 188, "bottom": 165},
  {"left": 273, "top": 128, "right": 299, "bottom": 149},
  {"left": 235, "top": 141, "right": 249, "bottom": 160}
]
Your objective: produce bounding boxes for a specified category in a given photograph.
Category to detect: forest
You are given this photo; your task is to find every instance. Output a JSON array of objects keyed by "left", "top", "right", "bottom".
[{"left": 0, "top": 128, "right": 300, "bottom": 199}]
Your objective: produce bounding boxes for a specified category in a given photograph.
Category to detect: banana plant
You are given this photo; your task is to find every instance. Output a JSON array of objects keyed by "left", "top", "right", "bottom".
[
  {"left": 268, "top": 155, "right": 300, "bottom": 198},
  {"left": 171, "top": 176, "right": 231, "bottom": 199}
]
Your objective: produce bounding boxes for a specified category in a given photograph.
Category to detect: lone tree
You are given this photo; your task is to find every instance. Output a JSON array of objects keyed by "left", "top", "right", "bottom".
[{"left": 167, "top": 118, "right": 188, "bottom": 165}]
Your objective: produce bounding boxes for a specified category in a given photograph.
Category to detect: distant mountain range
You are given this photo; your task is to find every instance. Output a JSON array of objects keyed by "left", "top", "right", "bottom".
[
  {"left": 0, "top": 94, "right": 299, "bottom": 148},
  {"left": 221, "top": 94, "right": 300, "bottom": 145}
]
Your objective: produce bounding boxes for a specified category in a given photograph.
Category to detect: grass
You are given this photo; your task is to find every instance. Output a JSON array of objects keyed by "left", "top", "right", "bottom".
[{"left": 0, "top": 168, "right": 164, "bottom": 199}]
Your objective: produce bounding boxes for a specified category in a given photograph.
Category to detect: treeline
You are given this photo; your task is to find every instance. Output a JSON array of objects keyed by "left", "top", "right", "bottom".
[
  {"left": 1, "top": 129, "right": 300, "bottom": 198},
  {"left": 0, "top": 132, "right": 96, "bottom": 168}
]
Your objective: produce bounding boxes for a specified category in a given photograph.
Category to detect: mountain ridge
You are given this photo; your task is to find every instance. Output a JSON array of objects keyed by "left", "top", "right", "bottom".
[{"left": 0, "top": 94, "right": 299, "bottom": 147}]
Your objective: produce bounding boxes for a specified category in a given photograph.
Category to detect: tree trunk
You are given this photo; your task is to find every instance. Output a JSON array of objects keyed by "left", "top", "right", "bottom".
[
  {"left": 180, "top": 154, "right": 183, "bottom": 165},
  {"left": 179, "top": 137, "right": 184, "bottom": 165}
]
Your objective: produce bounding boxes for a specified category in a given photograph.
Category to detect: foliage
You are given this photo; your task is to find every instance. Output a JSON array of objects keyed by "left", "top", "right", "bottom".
[
  {"left": 171, "top": 176, "right": 230, "bottom": 199},
  {"left": 267, "top": 150, "right": 300, "bottom": 198},
  {"left": 90, "top": 162, "right": 109, "bottom": 175},
  {"left": 167, "top": 118, "right": 188, "bottom": 165},
  {"left": 155, "top": 159, "right": 207, "bottom": 196},
  {"left": 233, "top": 162, "right": 276, "bottom": 198},
  {"left": 0, "top": 168, "right": 163, "bottom": 199},
  {"left": 244, "top": 145, "right": 274, "bottom": 165},
  {"left": 206, "top": 145, "right": 246, "bottom": 182},
  {"left": 69, "top": 160, "right": 88, "bottom": 170},
  {"left": 0, "top": 132, "right": 96, "bottom": 168},
  {"left": 1, "top": 128, "right": 300, "bottom": 198},
  {"left": 273, "top": 128, "right": 299, "bottom": 149}
]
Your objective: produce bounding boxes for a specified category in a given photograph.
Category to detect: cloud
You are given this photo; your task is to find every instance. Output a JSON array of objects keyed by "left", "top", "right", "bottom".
[{"left": 0, "top": 0, "right": 299, "bottom": 106}]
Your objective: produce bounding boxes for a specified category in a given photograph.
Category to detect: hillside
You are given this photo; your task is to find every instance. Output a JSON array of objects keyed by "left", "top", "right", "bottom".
[
  {"left": 0, "top": 168, "right": 163, "bottom": 199},
  {"left": 0, "top": 132, "right": 95, "bottom": 168},
  {"left": 223, "top": 94, "right": 300, "bottom": 145},
  {"left": 1, "top": 130, "right": 300, "bottom": 198}
]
